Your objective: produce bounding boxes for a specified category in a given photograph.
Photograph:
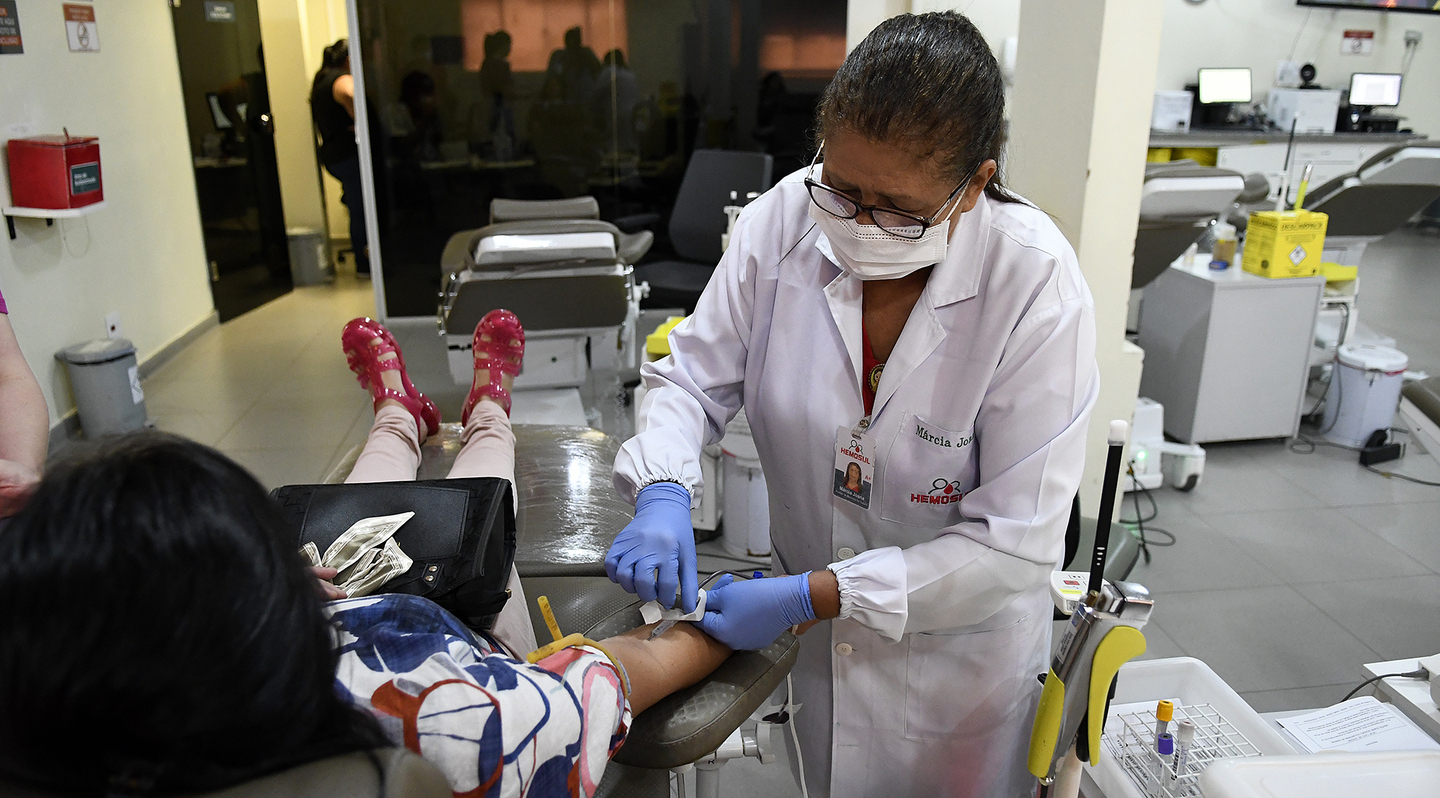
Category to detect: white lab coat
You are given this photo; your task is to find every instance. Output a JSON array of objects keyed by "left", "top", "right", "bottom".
[{"left": 614, "top": 169, "right": 1098, "bottom": 798}]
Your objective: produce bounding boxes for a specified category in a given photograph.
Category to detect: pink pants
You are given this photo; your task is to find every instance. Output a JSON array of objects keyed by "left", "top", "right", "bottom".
[{"left": 346, "top": 402, "right": 537, "bottom": 656}]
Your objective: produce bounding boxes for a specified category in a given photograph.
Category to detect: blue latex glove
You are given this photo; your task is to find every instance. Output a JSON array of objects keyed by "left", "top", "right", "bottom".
[
  {"left": 697, "top": 573, "right": 816, "bottom": 650},
  {"left": 605, "top": 482, "right": 698, "bottom": 612}
]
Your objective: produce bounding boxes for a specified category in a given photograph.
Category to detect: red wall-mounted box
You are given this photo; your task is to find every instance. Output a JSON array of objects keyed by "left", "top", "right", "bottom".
[{"left": 6, "top": 135, "right": 104, "bottom": 210}]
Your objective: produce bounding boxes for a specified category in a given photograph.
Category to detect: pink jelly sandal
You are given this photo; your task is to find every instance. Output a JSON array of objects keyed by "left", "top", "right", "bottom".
[
  {"left": 462, "top": 309, "right": 525, "bottom": 421},
  {"left": 341, "top": 317, "right": 441, "bottom": 439}
]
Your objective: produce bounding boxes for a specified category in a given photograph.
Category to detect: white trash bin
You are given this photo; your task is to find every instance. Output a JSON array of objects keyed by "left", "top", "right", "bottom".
[
  {"left": 288, "top": 227, "right": 333, "bottom": 286},
  {"left": 721, "top": 410, "right": 770, "bottom": 558},
  {"left": 56, "top": 338, "right": 148, "bottom": 437},
  {"left": 1321, "top": 343, "right": 1409, "bottom": 448}
]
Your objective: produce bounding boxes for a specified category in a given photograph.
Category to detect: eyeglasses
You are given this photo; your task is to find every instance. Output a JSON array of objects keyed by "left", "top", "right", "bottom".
[{"left": 804, "top": 146, "right": 978, "bottom": 240}]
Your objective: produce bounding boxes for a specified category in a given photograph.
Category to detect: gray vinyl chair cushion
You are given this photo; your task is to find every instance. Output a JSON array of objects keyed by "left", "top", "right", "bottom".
[
  {"left": 1309, "top": 183, "right": 1440, "bottom": 237},
  {"left": 1356, "top": 141, "right": 1440, "bottom": 176},
  {"left": 1403, "top": 375, "right": 1440, "bottom": 427},
  {"left": 1237, "top": 172, "right": 1272, "bottom": 204},
  {"left": 492, "top": 196, "right": 600, "bottom": 223},
  {"left": 1305, "top": 143, "right": 1440, "bottom": 237},
  {"left": 0, "top": 750, "right": 450, "bottom": 798},
  {"left": 1133, "top": 219, "right": 1207, "bottom": 289},
  {"left": 1143, "top": 160, "right": 1243, "bottom": 181},
  {"left": 669, "top": 150, "right": 774, "bottom": 263},
  {"left": 327, "top": 424, "right": 630, "bottom": 576},
  {"left": 439, "top": 220, "right": 653, "bottom": 275},
  {"left": 585, "top": 602, "right": 799, "bottom": 770}
]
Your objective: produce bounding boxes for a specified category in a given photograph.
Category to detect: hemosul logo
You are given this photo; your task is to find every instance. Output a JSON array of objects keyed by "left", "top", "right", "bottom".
[
  {"left": 912, "top": 478, "right": 963, "bottom": 505},
  {"left": 840, "top": 440, "right": 871, "bottom": 465}
]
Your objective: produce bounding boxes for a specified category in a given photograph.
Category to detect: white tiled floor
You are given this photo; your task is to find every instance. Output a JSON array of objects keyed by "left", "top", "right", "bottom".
[{"left": 132, "top": 230, "right": 1440, "bottom": 795}]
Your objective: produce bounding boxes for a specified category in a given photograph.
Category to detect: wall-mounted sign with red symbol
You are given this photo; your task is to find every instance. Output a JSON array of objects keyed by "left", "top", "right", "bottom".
[{"left": 64, "top": 4, "right": 99, "bottom": 53}]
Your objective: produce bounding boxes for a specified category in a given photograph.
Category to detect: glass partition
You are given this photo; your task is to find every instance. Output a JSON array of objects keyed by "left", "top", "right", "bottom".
[{"left": 352, "top": 0, "right": 845, "bottom": 316}]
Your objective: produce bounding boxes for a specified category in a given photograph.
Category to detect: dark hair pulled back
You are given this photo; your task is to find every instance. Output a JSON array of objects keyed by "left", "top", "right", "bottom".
[
  {"left": 0, "top": 433, "right": 386, "bottom": 795},
  {"left": 816, "top": 11, "right": 1017, "bottom": 204},
  {"left": 322, "top": 38, "right": 349, "bottom": 71}
]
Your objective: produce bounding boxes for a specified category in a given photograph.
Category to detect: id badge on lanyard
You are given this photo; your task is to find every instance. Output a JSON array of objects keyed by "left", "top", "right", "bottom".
[{"left": 833, "top": 417, "right": 876, "bottom": 509}]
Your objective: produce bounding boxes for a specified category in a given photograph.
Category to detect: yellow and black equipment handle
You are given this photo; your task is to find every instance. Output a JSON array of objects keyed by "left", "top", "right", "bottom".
[{"left": 1027, "top": 421, "right": 1154, "bottom": 795}]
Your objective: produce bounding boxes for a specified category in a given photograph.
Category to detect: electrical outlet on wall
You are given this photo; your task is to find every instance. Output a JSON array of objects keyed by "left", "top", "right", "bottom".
[{"left": 105, "top": 312, "right": 123, "bottom": 340}]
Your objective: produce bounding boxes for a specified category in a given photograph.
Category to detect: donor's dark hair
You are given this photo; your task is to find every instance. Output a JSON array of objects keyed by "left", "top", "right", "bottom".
[
  {"left": 0, "top": 433, "right": 385, "bottom": 795},
  {"left": 817, "top": 11, "right": 1017, "bottom": 203}
]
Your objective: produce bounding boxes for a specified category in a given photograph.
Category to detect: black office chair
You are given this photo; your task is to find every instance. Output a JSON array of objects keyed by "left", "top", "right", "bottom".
[{"left": 635, "top": 150, "right": 774, "bottom": 314}]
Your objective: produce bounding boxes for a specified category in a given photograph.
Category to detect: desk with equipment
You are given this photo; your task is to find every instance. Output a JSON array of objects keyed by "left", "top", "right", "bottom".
[
  {"left": 1150, "top": 131, "right": 1424, "bottom": 207},
  {"left": 1150, "top": 67, "right": 1426, "bottom": 204}
]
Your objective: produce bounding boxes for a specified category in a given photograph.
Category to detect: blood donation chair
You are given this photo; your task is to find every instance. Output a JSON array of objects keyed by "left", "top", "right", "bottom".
[
  {"left": 324, "top": 424, "right": 801, "bottom": 798},
  {"left": 1298, "top": 143, "right": 1440, "bottom": 351},
  {"left": 437, "top": 197, "right": 653, "bottom": 393},
  {"left": 1400, "top": 376, "right": 1440, "bottom": 473},
  {"left": 1132, "top": 160, "right": 1247, "bottom": 289},
  {"left": 1302, "top": 142, "right": 1440, "bottom": 267}
]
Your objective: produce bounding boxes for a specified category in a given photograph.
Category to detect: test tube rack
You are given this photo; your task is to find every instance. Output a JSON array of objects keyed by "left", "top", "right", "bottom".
[{"left": 1105, "top": 703, "right": 1261, "bottom": 798}]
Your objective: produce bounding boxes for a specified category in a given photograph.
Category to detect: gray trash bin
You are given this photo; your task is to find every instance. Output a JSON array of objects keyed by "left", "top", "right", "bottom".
[
  {"left": 56, "top": 338, "right": 149, "bottom": 437},
  {"left": 288, "top": 226, "right": 334, "bottom": 286}
]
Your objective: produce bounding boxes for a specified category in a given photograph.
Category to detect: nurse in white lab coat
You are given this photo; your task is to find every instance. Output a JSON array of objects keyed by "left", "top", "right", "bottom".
[{"left": 607, "top": 12, "right": 1098, "bottom": 798}]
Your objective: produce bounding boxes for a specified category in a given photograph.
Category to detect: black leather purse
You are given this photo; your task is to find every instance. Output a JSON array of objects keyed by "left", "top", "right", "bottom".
[{"left": 270, "top": 478, "right": 516, "bottom": 630}]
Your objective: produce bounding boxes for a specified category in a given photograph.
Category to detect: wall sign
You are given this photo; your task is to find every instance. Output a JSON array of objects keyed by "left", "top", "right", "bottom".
[
  {"left": 204, "top": 2, "right": 237, "bottom": 23},
  {"left": 0, "top": 1, "right": 23, "bottom": 55},
  {"left": 64, "top": 3, "right": 99, "bottom": 53},
  {"left": 70, "top": 162, "right": 101, "bottom": 195},
  {"left": 1342, "top": 30, "right": 1375, "bottom": 56}
]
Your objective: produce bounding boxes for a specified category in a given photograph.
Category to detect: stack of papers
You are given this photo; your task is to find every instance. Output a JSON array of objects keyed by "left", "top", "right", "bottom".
[{"left": 1276, "top": 697, "right": 1440, "bottom": 754}]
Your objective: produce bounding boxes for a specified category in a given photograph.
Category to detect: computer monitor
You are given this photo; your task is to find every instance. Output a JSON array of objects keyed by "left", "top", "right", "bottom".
[
  {"left": 1349, "top": 72, "right": 1402, "bottom": 107},
  {"left": 1197, "top": 68, "right": 1252, "bottom": 104}
]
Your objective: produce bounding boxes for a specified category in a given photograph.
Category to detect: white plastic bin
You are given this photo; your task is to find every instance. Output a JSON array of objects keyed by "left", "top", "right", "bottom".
[
  {"left": 56, "top": 338, "right": 148, "bottom": 436},
  {"left": 721, "top": 410, "right": 770, "bottom": 557},
  {"left": 1082, "top": 657, "right": 1294, "bottom": 798},
  {"left": 287, "top": 227, "right": 333, "bottom": 286},
  {"left": 1321, "top": 343, "right": 1409, "bottom": 448},
  {"left": 1201, "top": 752, "right": 1440, "bottom": 798}
]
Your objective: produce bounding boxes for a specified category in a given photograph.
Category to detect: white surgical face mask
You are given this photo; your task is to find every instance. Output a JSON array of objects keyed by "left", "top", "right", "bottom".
[{"left": 808, "top": 198, "right": 958, "bottom": 281}]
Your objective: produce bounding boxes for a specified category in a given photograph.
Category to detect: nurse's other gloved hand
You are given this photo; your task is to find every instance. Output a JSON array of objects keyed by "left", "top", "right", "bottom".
[
  {"left": 697, "top": 573, "right": 815, "bottom": 650},
  {"left": 605, "top": 482, "right": 698, "bottom": 612}
]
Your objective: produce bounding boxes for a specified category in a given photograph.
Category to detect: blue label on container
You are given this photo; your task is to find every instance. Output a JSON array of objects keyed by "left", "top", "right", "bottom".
[{"left": 70, "top": 162, "right": 100, "bottom": 195}]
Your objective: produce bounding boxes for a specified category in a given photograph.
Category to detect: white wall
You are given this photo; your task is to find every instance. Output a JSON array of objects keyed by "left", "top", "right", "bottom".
[
  {"left": 911, "top": 0, "right": 1440, "bottom": 136},
  {"left": 912, "top": 0, "right": 1020, "bottom": 51},
  {"left": 1008, "top": 0, "right": 1160, "bottom": 518},
  {"left": 1156, "top": 0, "right": 1440, "bottom": 137},
  {"left": 260, "top": 0, "right": 330, "bottom": 235},
  {"left": 0, "top": 0, "right": 215, "bottom": 427}
]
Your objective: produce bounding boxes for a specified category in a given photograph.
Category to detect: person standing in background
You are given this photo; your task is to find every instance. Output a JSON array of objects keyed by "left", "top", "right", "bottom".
[{"left": 311, "top": 39, "right": 371, "bottom": 275}]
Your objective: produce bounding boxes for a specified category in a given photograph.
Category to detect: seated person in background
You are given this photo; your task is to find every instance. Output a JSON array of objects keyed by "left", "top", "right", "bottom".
[
  {"left": 0, "top": 284, "right": 47, "bottom": 518},
  {"left": 0, "top": 309, "right": 730, "bottom": 797}
]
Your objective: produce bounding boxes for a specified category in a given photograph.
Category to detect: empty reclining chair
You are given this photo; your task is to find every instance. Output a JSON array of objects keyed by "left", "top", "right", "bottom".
[
  {"left": 1132, "top": 160, "right": 1247, "bottom": 288},
  {"left": 437, "top": 197, "right": 653, "bottom": 389},
  {"left": 1302, "top": 142, "right": 1440, "bottom": 266},
  {"left": 635, "top": 149, "right": 773, "bottom": 313}
]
